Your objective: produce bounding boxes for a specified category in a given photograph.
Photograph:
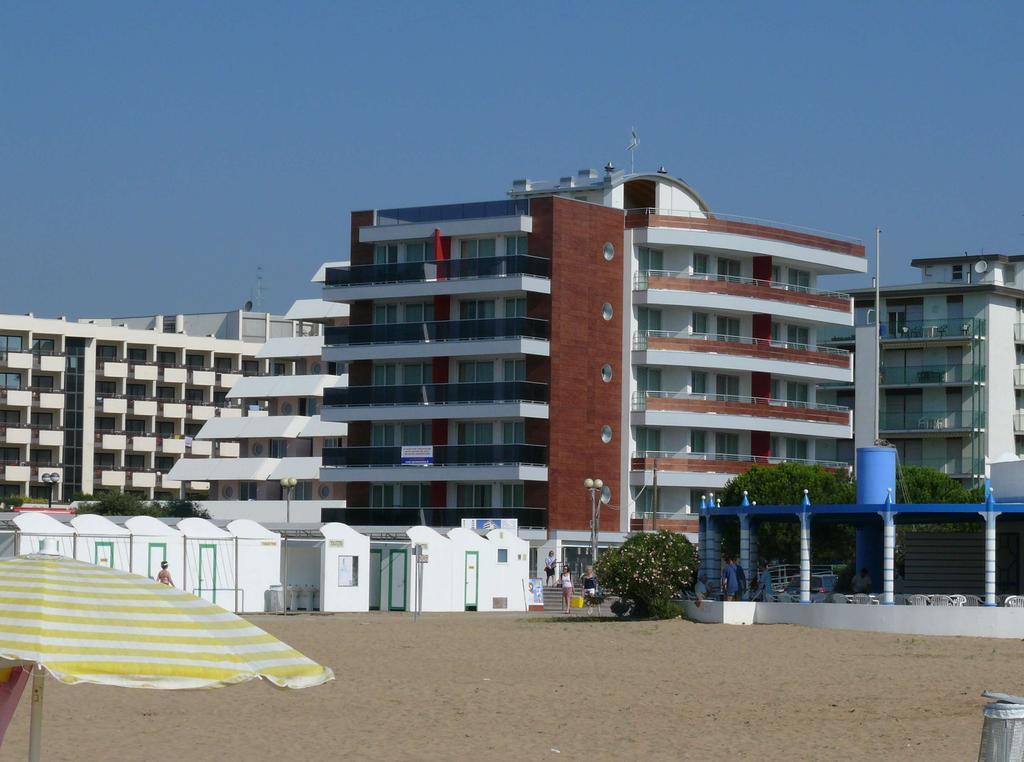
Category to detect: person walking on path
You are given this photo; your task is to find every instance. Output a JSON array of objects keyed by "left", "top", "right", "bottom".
[
  {"left": 721, "top": 557, "right": 740, "bottom": 601},
  {"left": 560, "top": 565, "right": 574, "bottom": 613},
  {"left": 544, "top": 551, "right": 557, "bottom": 587},
  {"left": 157, "top": 561, "right": 174, "bottom": 587}
]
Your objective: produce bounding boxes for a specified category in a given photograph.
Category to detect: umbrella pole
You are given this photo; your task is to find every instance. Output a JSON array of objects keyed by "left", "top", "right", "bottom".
[{"left": 27, "top": 668, "right": 44, "bottom": 762}]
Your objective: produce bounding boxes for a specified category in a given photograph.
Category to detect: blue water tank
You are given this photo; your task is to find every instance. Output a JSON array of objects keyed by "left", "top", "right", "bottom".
[{"left": 856, "top": 446, "right": 897, "bottom": 505}]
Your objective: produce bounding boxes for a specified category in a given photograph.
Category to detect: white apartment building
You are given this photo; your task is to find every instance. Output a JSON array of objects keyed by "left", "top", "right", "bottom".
[
  {"left": 0, "top": 309, "right": 301, "bottom": 502},
  {"left": 819, "top": 253, "right": 1024, "bottom": 486},
  {"left": 167, "top": 291, "right": 350, "bottom": 523},
  {"left": 317, "top": 165, "right": 865, "bottom": 541}
]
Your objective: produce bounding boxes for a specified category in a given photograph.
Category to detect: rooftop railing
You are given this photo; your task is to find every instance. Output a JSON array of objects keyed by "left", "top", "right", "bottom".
[
  {"left": 323, "top": 444, "right": 546, "bottom": 468},
  {"left": 324, "top": 254, "right": 550, "bottom": 287},
  {"left": 325, "top": 381, "right": 548, "bottom": 408},
  {"left": 374, "top": 198, "right": 530, "bottom": 226},
  {"left": 325, "top": 317, "right": 548, "bottom": 347}
]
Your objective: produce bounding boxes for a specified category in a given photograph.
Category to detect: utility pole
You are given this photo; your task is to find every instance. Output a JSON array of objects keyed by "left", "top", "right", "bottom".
[
  {"left": 874, "top": 227, "right": 882, "bottom": 445},
  {"left": 652, "top": 459, "right": 659, "bottom": 531}
]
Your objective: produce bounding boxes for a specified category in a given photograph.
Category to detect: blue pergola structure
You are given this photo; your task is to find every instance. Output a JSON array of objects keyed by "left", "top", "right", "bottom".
[{"left": 698, "top": 447, "right": 1019, "bottom": 607}]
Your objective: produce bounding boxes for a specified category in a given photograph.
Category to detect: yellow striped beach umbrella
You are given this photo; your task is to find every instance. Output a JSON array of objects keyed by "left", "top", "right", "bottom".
[{"left": 0, "top": 552, "right": 333, "bottom": 760}]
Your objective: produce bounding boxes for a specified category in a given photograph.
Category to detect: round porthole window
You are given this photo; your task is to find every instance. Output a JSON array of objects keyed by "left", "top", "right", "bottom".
[
  {"left": 601, "top": 425, "right": 613, "bottom": 443},
  {"left": 253, "top": 443, "right": 263, "bottom": 455},
  {"left": 282, "top": 402, "right": 293, "bottom": 415},
  {"left": 224, "top": 486, "right": 234, "bottom": 498},
  {"left": 601, "top": 364, "right": 613, "bottom": 382},
  {"left": 312, "top": 363, "right": 322, "bottom": 374},
  {"left": 319, "top": 485, "right": 331, "bottom": 499},
  {"left": 602, "top": 242, "right": 615, "bottom": 261},
  {"left": 600, "top": 486, "right": 612, "bottom": 505},
  {"left": 602, "top": 303, "right": 613, "bottom": 321}
]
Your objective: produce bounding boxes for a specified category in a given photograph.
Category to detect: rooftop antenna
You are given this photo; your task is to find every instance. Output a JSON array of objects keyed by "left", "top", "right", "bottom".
[
  {"left": 627, "top": 128, "right": 639, "bottom": 174},
  {"left": 253, "top": 266, "right": 264, "bottom": 312}
]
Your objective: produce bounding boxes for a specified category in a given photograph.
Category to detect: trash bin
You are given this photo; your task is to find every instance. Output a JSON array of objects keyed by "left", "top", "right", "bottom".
[
  {"left": 268, "top": 585, "right": 284, "bottom": 613},
  {"left": 286, "top": 585, "right": 301, "bottom": 612},
  {"left": 979, "top": 694, "right": 1024, "bottom": 761}
]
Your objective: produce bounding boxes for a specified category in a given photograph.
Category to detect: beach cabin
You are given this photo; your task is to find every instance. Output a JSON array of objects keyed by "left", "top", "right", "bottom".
[
  {"left": 369, "top": 540, "right": 412, "bottom": 612},
  {"left": 406, "top": 526, "right": 454, "bottom": 612},
  {"left": 485, "top": 528, "right": 530, "bottom": 611},
  {"left": 447, "top": 528, "right": 496, "bottom": 612},
  {"left": 226, "top": 519, "right": 281, "bottom": 613},
  {"left": 318, "top": 523, "right": 370, "bottom": 612},
  {"left": 124, "top": 515, "right": 184, "bottom": 583},
  {"left": 13, "top": 513, "right": 74, "bottom": 557},
  {"left": 70, "top": 514, "right": 130, "bottom": 570},
  {"left": 177, "top": 517, "right": 237, "bottom": 609}
]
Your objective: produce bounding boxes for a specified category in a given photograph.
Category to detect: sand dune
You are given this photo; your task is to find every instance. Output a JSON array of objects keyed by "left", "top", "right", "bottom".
[{"left": 2, "top": 612, "right": 1013, "bottom": 760}]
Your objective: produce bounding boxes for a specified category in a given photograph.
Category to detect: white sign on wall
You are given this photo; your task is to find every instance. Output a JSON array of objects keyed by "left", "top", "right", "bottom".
[{"left": 401, "top": 445, "right": 434, "bottom": 465}]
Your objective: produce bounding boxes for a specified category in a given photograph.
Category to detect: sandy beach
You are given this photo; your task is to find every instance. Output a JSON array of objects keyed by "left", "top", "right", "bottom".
[{"left": 2, "top": 612, "right": 1017, "bottom": 761}]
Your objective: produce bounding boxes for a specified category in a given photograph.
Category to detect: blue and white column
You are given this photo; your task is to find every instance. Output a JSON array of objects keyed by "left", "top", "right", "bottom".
[
  {"left": 799, "top": 489, "right": 811, "bottom": 604},
  {"left": 982, "top": 496, "right": 1000, "bottom": 607},
  {"left": 881, "top": 490, "right": 896, "bottom": 605},
  {"left": 739, "top": 491, "right": 751, "bottom": 583}
]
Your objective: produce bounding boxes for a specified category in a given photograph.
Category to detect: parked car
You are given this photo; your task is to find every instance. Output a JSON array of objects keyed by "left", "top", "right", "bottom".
[{"left": 784, "top": 573, "right": 838, "bottom": 602}]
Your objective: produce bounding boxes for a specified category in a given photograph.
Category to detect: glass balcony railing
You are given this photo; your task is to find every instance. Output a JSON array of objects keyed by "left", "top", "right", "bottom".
[
  {"left": 899, "top": 457, "right": 983, "bottom": 475},
  {"left": 880, "top": 364, "right": 983, "bottom": 385},
  {"left": 321, "top": 505, "right": 546, "bottom": 529},
  {"left": 323, "top": 444, "right": 547, "bottom": 468},
  {"left": 817, "top": 326, "right": 857, "bottom": 344},
  {"left": 880, "top": 318, "right": 984, "bottom": 340},
  {"left": 325, "top": 318, "right": 548, "bottom": 347},
  {"left": 879, "top": 410, "right": 981, "bottom": 431},
  {"left": 631, "top": 451, "right": 851, "bottom": 470},
  {"left": 324, "top": 254, "right": 550, "bottom": 287},
  {"left": 375, "top": 198, "right": 529, "bottom": 226},
  {"left": 324, "top": 381, "right": 548, "bottom": 408}
]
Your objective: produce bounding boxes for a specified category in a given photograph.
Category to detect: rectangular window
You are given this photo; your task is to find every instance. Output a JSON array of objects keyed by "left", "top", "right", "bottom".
[
  {"left": 29, "top": 450, "right": 52, "bottom": 466},
  {"left": 691, "top": 371, "right": 707, "bottom": 395},
  {"left": 715, "top": 375, "right": 740, "bottom": 399},
  {"left": 94, "top": 452, "right": 115, "bottom": 467},
  {"left": 401, "top": 363, "right": 432, "bottom": 385},
  {"left": 457, "top": 422, "right": 493, "bottom": 445},
  {"left": 457, "top": 361, "right": 494, "bottom": 383},
  {"left": 636, "top": 427, "right": 661, "bottom": 454},
  {"left": 94, "top": 417, "right": 115, "bottom": 431},
  {"left": 403, "top": 302, "right": 435, "bottom": 323},
  {"left": 505, "top": 235, "right": 528, "bottom": 256},
  {"left": 370, "top": 484, "right": 396, "bottom": 507},
  {"left": 373, "top": 303, "right": 399, "bottom": 324},
  {"left": 126, "top": 454, "right": 145, "bottom": 469},
  {"left": 186, "top": 354, "right": 204, "bottom": 368},
  {"left": 127, "top": 347, "right": 147, "bottom": 362},
  {"left": 184, "top": 423, "right": 201, "bottom": 437},
  {"left": 373, "top": 363, "right": 397, "bottom": 386},
  {"left": 405, "top": 242, "right": 426, "bottom": 262},
  {"left": 95, "top": 380, "right": 116, "bottom": 395},
  {"left": 184, "top": 388, "right": 205, "bottom": 403},
  {"left": 374, "top": 244, "right": 398, "bottom": 265},
  {"left": 690, "top": 430, "right": 707, "bottom": 453},
  {"left": 951, "top": 264, "right": 964, "bottom": 282},
  {"left": 242, "top": 359, "right": 259, "bottom": 375},
  {"left": 239, "top": 482, "right": 259, "bottom": 500},
  {"left": 502, "top": 359, "right": 525, "bottom": 382},
  {"left": 786, "top": 438, "right": 808, "bottom": 460},
  {"left": 718, "top": 433, "right": 740, "bottom": 456},
  {"left": 214, "top": 356, "right": 233, "bottom": 371},
  {"left": 716, "top": 316, "right": 740, "bottom": 340},
  {"left": 30, "top": 411, "right": 51, "bottom": 427},
  {"left": 272, "top": 362, "right": 287, "bottom": 376},
  {"left": 717, "top": 258, "right": 741, "bottom": 279},
  {"left": 692, "top": 312, "right": 708, "bottom": 335},
  {"left": 157, "top": 386, "right": 174, "bottom": 400},
  {"left": 456, "top": 483, "right": 492, "bottom": 508},
  {"left": 501, "top": 483, "right": 524, "bottom": 507},
  {"left": 156, "top": 421, "right": 174, "bottom": 437},
  {"left": 154, "top": 456, "right": 174, "bottom": 470},
  {"left": 690, "top": 489, "right": 706, "bottom": 512},
  {"left": 32, "top": 375, "right": 54, "bottom": 390},
  {"left": 96, "top": 345, "right": 117, "bottom": 360},
  {"left": 786, "top": 325, "right": 810, "bottom": 347},
  {"left": 502, "top": 421, "right": 524, "bottom": 444},
  {"left": 504, "top": 298, "right": 527, "bottom": 318},
  {"left": 786, "top": 382, "right": 809, "bottom": 404},
  {"left": 158, "top": 351, "right": 178, "bottom": 366},
  {"left": 693, "top": 253, "right": 709, "bottom": 275},
  {"left": 497, "top": 548, "right": 509, "bottom": 564},
  {"left": 638, "top": 247, "right": 664, "bottom": 273},
  {"left": 400, "top": 484, "right": 429, "bottom": 508},
  {"left": 461, "top": 238, "right": 496, "bottom": 259},
  {"left": 459, "top": 300, "right": 496, "bottom": 320},
  {"left": 787, "top": 269, "right": 810, "bottom": 290},
  {"left": 637, "top": 367, "right": 662, "bottom": 393},
  {"left": 371, "top": 424, "right": 396, "bottom": 447},
  {"left": 126, "top": 419, "right": 145, "bottom": 433},
  {"left": 638, "top": 307, "right": 663, "bottom": 333},
  {"left": 269, "top": 439, "right": 288, "bottom": 458},
  {"left": 126, "top": 383, "right": 146, "bottom": 398},
  {"left": 946, "top": 295, "right": 964, "bottom": 320},
  {"left": 31, "top": 337, "right": 53, "bottom": 353},
  {"left": 401, "top": 423, "right": 430, "bottom": 446}
]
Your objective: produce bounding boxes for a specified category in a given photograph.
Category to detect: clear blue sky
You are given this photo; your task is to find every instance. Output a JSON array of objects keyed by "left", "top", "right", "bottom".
[{"left": 2, "top": 2, "right": 1022, "bottom": 317}]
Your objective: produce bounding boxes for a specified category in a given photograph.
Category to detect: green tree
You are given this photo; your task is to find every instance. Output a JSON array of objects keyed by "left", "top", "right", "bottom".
[
  {"left": 896, "top": 465, "right": 980, "bottom": 504},
  {"left": 595, "top": 530, "right": 697, "bottom": 619},
  {"left": 77, "top": 492, "right": 209, "bottom": 519},
  {"left": 718, "top": 463, "right": 856, "bottom": 565}
]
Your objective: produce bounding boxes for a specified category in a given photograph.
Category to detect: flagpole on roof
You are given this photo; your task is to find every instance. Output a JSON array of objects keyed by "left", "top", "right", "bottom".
[{"left": 628, "top": 128, "right": 638, "bottom": 174}]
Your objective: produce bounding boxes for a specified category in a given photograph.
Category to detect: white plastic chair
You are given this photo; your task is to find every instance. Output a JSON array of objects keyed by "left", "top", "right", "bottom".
[
  {"left": 906, "top": 594, "right": 929, "bottom": 606},
  {"left": 929, "top": 594, "right": 954, "bottom": 606},
  {"left": 830, "top": 593, "right": 848, "bottom": 604},
  {"left": 962, "top": 594, "right": 982, "bottom": 607},
  {"left": 850, "top": 594, "right": 872, "bottom": 605},
  {"left": 1004, "top": 596, "right": 1024, "bottom": 608},
  {"left": 949, "top": 594, "right": 967, "bottom": 607},
  {"left": 774, "top": 592, "right": 796, "bottom": 603}
]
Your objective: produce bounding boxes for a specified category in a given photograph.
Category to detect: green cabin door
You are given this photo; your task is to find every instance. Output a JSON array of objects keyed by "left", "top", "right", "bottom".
[
  {"left": 369, "top": 549, "right": 382, "bottom": 611},
  {"left": 148, "top": 543, "right": 168, "bottom": 580},
  {"left": 464, "top": 551, "right": 479, "bottom": 611},
  {"left": 387, "top": 549, "right": 407, "bottom": 611},
  {"left": 94, "top": 541, "right": 114, "bottom": 568}
]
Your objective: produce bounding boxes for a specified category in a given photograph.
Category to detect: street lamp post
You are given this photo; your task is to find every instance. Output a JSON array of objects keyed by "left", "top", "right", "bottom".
[
  {"left": 41, "top": 473, "right": 61, "bottom": 510},
  {"left": 279, "top": 477, "right": 297, "bottom": 615},
  {"left": 584, "top": 478, "right": 604, "bottom": 566}
]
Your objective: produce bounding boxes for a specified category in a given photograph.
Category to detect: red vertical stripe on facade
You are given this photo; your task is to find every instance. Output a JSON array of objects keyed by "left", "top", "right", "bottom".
[{"left": 752, "top": 255, "right": 773, "bottom": 283}]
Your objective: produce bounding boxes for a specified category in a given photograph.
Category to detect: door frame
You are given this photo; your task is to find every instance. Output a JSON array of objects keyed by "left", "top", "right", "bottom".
[
  {"left": 387, "top": 548, "right": 408, "bottom": 612},
  {"left": 147, "top": 542, "right": 168, "bottom": 579},
  {"left": 369, "top": 548, "right": 382, "bottom": 611},
  {"left": 94, "top": 541, "right": 115, "bottom": 568},
  {"left": 198, "top": 543, "right": 217, "bottom": 604},
  {"left": 464, "top": 550, "right": 479, "bottom": 611}
]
